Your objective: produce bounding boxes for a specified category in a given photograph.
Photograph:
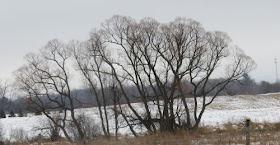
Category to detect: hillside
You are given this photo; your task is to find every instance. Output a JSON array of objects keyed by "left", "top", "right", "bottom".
[{"left": 1, "top": 93, "right": 280, "bottom": 141}]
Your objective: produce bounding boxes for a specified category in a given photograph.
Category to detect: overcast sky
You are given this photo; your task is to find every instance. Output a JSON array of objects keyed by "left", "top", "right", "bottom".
[{"left": 0, "top": 0, "right": 279, "bottom": 83}]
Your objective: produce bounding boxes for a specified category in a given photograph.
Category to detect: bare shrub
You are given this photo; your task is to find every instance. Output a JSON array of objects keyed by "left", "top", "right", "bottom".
[
  {"left": 38, "top": 116, "right": 61, "bottom": 142},
  {"left": 0, "top": 122, "right": 4, "bottom": 143},
  {"left": 9, "top": 128, "right": 28, "bottom": 143},
  {"left": 47, "top": 120, "right": 61, "bottom": 141},
  {"left": 67, "top": 113, "right": 101, "bottom": 140}
]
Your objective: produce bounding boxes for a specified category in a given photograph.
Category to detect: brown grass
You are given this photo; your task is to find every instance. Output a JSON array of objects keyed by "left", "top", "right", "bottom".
[{"left": 4, "top": 121, "right": 280, "bottom": 145}]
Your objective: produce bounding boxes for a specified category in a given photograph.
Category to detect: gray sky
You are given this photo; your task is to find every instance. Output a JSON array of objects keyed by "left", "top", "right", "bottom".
[{"left": 0, "top": 0, "right": 280, "bottom": 82}]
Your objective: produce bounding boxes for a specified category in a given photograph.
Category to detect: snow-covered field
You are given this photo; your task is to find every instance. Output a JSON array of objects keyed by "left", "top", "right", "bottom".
[{"left": 1, "top": 93, "right": 280, "bottom": 141}]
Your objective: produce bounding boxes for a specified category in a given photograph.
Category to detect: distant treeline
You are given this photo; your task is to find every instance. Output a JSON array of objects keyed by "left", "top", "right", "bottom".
[{"left": 0, "top": 74, "right": 278, "bottom": 115}]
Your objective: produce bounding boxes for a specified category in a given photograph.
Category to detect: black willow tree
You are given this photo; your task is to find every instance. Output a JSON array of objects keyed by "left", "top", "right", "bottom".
[{"left": 15, "top": 15, "right": 256, "bottom": 141}]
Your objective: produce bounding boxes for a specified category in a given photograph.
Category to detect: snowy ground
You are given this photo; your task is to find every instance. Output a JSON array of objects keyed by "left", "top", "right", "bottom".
[{"left": 1, "top": 93, "right": 280, "bottom": 141}]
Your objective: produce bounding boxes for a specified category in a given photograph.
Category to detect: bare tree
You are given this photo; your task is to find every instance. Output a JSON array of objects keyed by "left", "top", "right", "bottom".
[
  {"left": 14, "top": 39, "right": 85, "bottom": 141},
  {"left": 70, "top": 40, "right": 111, "bottom": 138},
  {"left": 83, "top": 15, "right": 256, "bottom": 133},
  {"left": 0, "top": 80, "right": 10, "bottom": 111},
  {"left": 0, "top": 80, "right": 7, "bottom": 99},
  {"left": 109, "top": 81, "right": 121, "bottom": 140}
]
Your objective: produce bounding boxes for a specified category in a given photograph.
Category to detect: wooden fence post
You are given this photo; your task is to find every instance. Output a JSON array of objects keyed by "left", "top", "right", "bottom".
[
  {"left": 38, "top": 133, "right": 41, "bottom": 145},
  {"left": 245, "top": 118, "right": 250, "bottom": 145},
  {"left": 83, "top": 136, "right": 88, "bottom": 145},
  {"left": 153, "top": 132, "right": 160, "bottom": 145}
]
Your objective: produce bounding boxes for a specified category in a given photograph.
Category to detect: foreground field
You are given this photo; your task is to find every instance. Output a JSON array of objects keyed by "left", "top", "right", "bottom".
[
  {"left": 3, "top": 121, "right": 280, "bottom": 145},
  {"left": 1, "top": 93, "right": 280, "bottom": 144}
]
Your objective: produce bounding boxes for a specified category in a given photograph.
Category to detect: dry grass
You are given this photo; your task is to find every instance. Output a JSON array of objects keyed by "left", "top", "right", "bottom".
[{"left": 4, "top": 121, "right": 280, "bottom": 145}]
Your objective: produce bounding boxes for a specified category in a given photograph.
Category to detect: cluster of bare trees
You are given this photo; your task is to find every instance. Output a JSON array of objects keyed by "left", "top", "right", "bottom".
[
  {"left": 13, "top": 40, "right": 85, "bottom": 141},
  {"left": 222, "top": 74, "right": 280, "bottom": 95},
  {"left": 13, "top": 15, "right": 256, "bottom": 141},
  {"left": 0, "top": 82, "right": 5, "bottom": 143},
  {"left": 0, "top": 80, "right": 11, "bottom": 119},
  {"left": 0, "top": 81, "right": 9, "bottom": 109}
]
